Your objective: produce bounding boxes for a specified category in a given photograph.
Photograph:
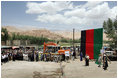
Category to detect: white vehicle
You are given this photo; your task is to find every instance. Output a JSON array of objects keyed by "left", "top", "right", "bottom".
[
  {"left": 105, "top": 51, "right": 113, "bottom": 56},
  {"left": 105, "top": 51, "right": 117, "bottom": 61}
]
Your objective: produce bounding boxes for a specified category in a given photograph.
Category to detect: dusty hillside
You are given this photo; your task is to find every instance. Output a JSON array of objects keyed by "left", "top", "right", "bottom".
[
  {"left": 2, "top": 26, "right": 108, "bottom": 40},
  {"left": 20, "top": 29, "right": 64, "bottom": 40},
  {"left": 2, "top": 26, "right": 23, "bottom": 32},
  {"left": 54, "top": 30, "right": 108, "bottom": 40},
  {"left": 2, "top": 26, "right": 64, "bottom": 40},
  {"left": 53, "top": 31, "right": 81, "bottom": 39}
]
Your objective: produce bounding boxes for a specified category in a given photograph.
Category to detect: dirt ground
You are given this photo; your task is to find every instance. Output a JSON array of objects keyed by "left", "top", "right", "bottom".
[{"left": 1, "top": 59, "right": 117, "bottom": 78}]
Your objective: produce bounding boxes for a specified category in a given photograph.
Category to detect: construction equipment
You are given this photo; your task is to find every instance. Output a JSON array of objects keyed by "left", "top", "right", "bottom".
[
  {"left": 43, "top": 42, "right": 70, "bottom": 54},
  {"left": 43, "top": 42, "right": 60, "bottom": 61},
  {"left": 43, "top": 42, "right": 58, "bottom": 53},
  {"left": 43, "top": 42, "right": 71, "bottom": 62}
]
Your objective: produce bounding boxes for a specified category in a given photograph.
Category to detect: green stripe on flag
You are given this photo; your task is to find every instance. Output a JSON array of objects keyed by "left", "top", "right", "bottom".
[{"left": 94, "top": 28, "right": 103, "bottom": 59}]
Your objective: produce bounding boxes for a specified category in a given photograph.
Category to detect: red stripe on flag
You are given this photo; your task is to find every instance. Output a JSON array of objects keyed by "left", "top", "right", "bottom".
[{"left": 86, "top": 29, "right": 94, "bottom": 59}]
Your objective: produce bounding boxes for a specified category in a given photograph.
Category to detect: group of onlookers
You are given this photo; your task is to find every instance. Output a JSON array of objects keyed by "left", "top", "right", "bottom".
[
  {"left": 1, "top": 46, "right": 80, "bottom": 64},
  {"left": 1, "top": 49, "right": 40, "bottom": 65},
  {"left": 2, "top": 47, "right": 115, "bottom": 71},
  {"left": 1, "top": 50, "right": 22, "bottom": 64},
  {"left": 27, "top": 51, "right": 39, "bottom": 61}
]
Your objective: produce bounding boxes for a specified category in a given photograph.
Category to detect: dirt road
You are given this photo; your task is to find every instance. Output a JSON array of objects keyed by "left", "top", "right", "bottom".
[{"left": 1, "top": 59, "right": 117, "bottom": 78}]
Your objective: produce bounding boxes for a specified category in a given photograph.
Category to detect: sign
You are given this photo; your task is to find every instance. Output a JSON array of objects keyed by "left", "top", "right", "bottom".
[{"left": 65, "top": 51, "right": 70, "bottom": 56}]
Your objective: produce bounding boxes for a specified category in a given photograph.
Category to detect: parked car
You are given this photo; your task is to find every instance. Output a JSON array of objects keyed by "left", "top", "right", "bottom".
[{"left": 105, "top": 51, "right": 117, "bottom": 61}]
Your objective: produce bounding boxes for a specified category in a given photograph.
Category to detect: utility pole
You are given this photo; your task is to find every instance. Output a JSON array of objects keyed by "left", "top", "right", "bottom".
[
  {"left": 73, "top": 28, "right": 76, "bottom": 58},
  {"left": 73, "top": 28, "right": 74, "bottom": 48}
]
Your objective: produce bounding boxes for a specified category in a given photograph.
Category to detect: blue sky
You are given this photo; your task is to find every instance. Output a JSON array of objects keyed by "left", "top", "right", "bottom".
[{"left": 1, "top": 1, "right": 117, "bottom": 31}]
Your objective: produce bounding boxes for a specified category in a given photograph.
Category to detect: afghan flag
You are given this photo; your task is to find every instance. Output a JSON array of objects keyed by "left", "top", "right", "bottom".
[{"left": 80, "top": 28, "right": 103, "bottom": 59}]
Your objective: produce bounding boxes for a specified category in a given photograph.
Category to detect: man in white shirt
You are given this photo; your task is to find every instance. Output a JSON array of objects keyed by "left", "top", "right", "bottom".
[
  {"left": 100, "top": 47, "right": 105, "bottom": 58},
  {"left": 2, "top": 54, "right": 6, "bottom": 63},
  {"left": 2, "top": 54, "right": 5, "bottom": 63}
]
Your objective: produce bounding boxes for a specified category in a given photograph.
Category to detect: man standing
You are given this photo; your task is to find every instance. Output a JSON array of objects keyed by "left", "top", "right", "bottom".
[
  {"left": 80, "top": 52, "right": 83, "bottom": 61},
  {"left": 65, "top": 50, "right": 70, "bottom": 62},
  {"left": 98, "top": 54, "right": 102, "bottom": 67},
  {"left": 103, "top": 54, "right": 108, "bottom": 70},
  {"left": 36, "top": 51, "right": 39, "bottom": 62},
  {"left": 72, "top": 49, "right": 76, "bottom": 61},
  {"left": 100, "top": 47, "right": 105, "bottom": 58},
  {"left": 85, "top": 54, "right": 89, "bottom": 66},
  {"left": 103, "top": 53, "right": 111, "bottom": 70},
  {"left": 1, "top": 53, "right": 5, "bottom": 63},
  {"left": 12, "top": 53, "right": 16, "bottom": 61},
  {"left": 8, "top": 52, "right": 12, "bottom": 61}
]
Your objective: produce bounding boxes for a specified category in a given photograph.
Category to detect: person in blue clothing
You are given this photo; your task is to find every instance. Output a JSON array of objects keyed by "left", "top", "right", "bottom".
[{"left": 80, "top": 52, "right": 83, "bottom": 61}]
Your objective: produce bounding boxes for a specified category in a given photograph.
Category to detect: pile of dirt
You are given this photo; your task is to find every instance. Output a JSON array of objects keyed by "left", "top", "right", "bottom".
[{"left": 33, "top": 68, "right": 62, "bottom": 78}]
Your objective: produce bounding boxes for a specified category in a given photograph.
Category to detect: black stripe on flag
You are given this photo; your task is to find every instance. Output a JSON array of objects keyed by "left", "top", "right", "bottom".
[{"left": 80, "top": 30, "right": 86, "bottom": 57}]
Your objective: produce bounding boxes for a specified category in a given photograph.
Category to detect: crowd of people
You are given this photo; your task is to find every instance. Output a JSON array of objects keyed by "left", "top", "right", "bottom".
[
  {"left": 1, "top": 49, "right": 40, "bottom": 64},
  {"left": 1, "top": 47, "right": 78, "bottom": 64},
  {"left": 1, "top": 47, "right": 113, "bottom": 71}
]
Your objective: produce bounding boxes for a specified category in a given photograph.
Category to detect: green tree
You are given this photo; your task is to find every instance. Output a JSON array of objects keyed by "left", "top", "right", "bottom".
[
  {"left": 103, "top": 18, "right": 117, "bottom": 49},
  {"left": 1, "top": 28, "right": 9, "bottom": 44},
  {"left": 9, "top": 32, "right": 55, "bottom": 45},
  {"left": 60, "top": 38, "right": 69, "bottom": 43},
  {"left": 74, "top": 39, "right": 81, "bottom": 43}
]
